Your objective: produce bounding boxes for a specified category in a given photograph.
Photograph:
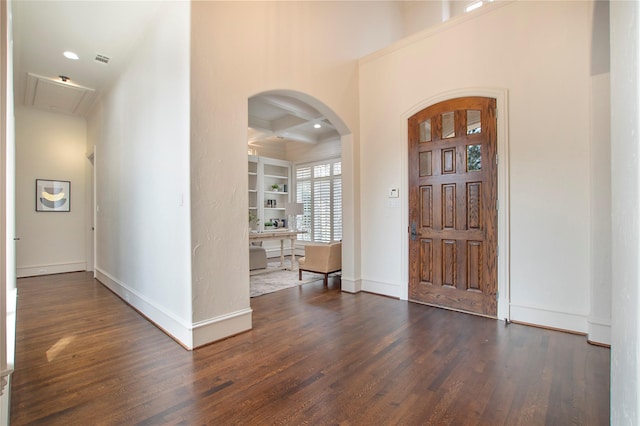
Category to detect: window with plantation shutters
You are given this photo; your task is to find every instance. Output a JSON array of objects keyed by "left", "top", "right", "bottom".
[
  {"left": 333, "top": 178, "right": 342, "bottom": 241},
  {"left": 295, "top": 159, "right": 342, "bottom": 242}
]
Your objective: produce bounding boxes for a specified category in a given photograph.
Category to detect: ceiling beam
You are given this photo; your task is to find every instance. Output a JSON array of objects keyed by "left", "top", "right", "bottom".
[
  {"left": 258, "top": 95, "right": 339, "bottom": 132},
  {"left": 278, "top": 129, "right": 317, "bottom": 144},
  {"left": 248, "top": 115, "right": 273, "bottom": 133},
  {"left": 260, "top": 94, "right": 323, "bottom": 121},
  {"left": 271, "top": 114, "right": 309, "bottom": 134}
]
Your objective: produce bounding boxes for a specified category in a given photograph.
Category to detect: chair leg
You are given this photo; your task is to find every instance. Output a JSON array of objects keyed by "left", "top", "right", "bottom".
[
  {"left": 299, "top": 269, "right": 302, "bottom": 281},
  {"left": 323, "top": 273, "right": 328, "bottom": 286}
]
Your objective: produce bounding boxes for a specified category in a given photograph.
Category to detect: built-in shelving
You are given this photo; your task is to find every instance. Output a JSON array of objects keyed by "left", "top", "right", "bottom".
[{"left": 248, "top": 155, "right": 291, "bottom": 232}]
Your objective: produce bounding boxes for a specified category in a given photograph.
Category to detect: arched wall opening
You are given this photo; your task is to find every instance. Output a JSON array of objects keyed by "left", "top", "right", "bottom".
[{"left": 246, "top": 89, "right": 360, "bottom": 294}]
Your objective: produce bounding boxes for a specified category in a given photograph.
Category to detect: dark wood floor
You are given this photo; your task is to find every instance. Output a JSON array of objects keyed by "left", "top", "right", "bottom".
[{"left": 10, "top": 272, "right": 609, "bottom": 425}]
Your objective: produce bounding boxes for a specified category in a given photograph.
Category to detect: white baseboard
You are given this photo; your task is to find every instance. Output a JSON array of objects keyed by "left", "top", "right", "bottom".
[
  {"left": 96, "top": 268, "right": 194, "bottom": 347},
  {"left": 17, "top": 261, "right": 86, "bottom": 278},
  {"left": 95, "top": 268, "right": 252, "bottom": 350},
  {"left": 361, "top": 279, "right": 402, "bottom": 299},
  {"left": 587, "top": 317, "right": 611, "bottom": 346},
  {"left": 192, "top": 308, "right": 252, "bottom": 348},
  {"left": 510, "top": 302, "right": 587, "bottom": 334},
  {"left": 341, "top": 276, "right": 362, "bottom": 293}
]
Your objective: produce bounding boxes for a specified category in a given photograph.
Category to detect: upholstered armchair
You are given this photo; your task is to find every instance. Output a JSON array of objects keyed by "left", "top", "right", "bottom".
[
  {"left": 249, "top": 243, "right": 267, "bottom": 271},
  {"left": 298, "top": 242, "right": 342, "bottom": 285}
]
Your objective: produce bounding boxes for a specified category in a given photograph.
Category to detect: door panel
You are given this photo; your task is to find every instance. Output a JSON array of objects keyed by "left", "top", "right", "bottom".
[
  {"left": 421, "top": 186, "right": 432, "bottom": 227},
  {"left": 420, "top": 239, "right": 433, "bottom": 284},
  {"left": 408, "top": 97, "right": 497, "bottom": 317},
  {"left": 467, "top": 182, "right": 481, "bottom": 229}
]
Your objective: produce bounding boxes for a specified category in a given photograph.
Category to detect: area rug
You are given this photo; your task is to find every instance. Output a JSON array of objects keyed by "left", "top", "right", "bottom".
[{"left": 250, "top": 261, "right": 321, "bottom": 297}]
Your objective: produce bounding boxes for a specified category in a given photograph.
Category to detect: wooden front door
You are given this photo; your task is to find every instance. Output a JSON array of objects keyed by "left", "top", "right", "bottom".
[{"left": 408, "top": 97, "right": 497, "bottom": 317}]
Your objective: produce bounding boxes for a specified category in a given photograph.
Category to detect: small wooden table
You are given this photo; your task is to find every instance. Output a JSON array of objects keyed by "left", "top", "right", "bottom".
[{"left": 249, "top": 229, "right": 306, "bottom": 275}]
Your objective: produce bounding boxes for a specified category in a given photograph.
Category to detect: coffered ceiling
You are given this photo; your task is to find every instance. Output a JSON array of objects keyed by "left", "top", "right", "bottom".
[{"left": 248, "top": 94, "right": 340, "bottom": 147}]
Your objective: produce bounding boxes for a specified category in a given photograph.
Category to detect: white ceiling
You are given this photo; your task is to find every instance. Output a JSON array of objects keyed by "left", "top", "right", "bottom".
[
  {"left": 11, "top": 0, "right": 165, "bottom": 115},
  {"left": 11, "top": 1, "right": 340, "bottom": 147}
]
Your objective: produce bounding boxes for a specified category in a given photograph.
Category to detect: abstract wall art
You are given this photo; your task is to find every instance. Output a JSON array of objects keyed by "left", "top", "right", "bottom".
[{"left": 36, "top": 179, "right": 70, "bottom": 212}]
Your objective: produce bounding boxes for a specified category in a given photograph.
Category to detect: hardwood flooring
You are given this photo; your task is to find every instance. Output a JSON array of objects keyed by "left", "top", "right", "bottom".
[{"left": 11, "top": 272, "right": 609, "bottom": 425}]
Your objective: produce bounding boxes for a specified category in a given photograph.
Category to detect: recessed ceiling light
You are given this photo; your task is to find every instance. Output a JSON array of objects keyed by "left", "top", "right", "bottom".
[
  {"left": 313, "top": 123, "right": 321, "bottom": 129},
  {"left": 63, "top": 51, "right": 79, "bottom": 60}
]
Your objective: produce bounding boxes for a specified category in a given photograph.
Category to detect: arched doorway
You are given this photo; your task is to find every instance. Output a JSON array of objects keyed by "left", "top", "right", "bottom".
[
  {"left": 247, "top": 90, "right": 357, "bottom": 293},
  {"left": 401, "top": 88, "right": 510, "bottom": 320},
  {"left": 408, "top": 96, "right": 498, "bottom": 317}
]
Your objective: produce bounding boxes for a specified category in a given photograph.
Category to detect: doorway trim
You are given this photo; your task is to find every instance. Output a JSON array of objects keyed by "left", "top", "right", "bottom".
[
  {"left": 400, "top": 87, "right": 510, "bottom": 320},
  {"left": 88, "top": 145, "right": 96, "bottom": 278}
]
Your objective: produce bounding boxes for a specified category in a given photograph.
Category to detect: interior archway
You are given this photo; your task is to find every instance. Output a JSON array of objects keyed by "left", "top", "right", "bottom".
[{"left": 247, "top": 90, "right": 356, "bottom": 295}]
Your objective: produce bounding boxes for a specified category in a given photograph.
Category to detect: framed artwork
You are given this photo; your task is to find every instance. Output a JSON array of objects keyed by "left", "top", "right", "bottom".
[{"left": 36, "top": 179, "right": 70, "bottom": 212}]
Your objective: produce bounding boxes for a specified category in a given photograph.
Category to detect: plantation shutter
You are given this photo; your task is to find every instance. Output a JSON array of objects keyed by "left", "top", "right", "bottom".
[
  {"left": 333, "top": 178, "right": 342, "bottom": 241},
  {"left": 295, "top": 159, "right": 342, "bottom": 242},
  {"left": 296, "top": 167, "right": 312, "bottom": 241}
]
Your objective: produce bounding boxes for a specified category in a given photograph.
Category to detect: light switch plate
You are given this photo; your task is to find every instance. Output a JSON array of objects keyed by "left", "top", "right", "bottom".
[{"left": 389, "top": 188, "right": 399, "bottom": 198}]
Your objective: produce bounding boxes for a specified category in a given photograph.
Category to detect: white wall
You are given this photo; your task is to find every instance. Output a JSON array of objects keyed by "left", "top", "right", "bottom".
[
  {"left": 589, "top": 72, "right": 611, "bottom": 345},
  {"left": 610, "top": 0, "right": 640, "bottom": 423},
  {"left": 401, "top": 0, "right": 469, "bottom": 37},
  {"left": 588, "top": 0, "right": 612, "bottom": 348},
  {"left": 0, "top": 0, "right": 15, "bottom": 422},
  {"left": 401, "top": 1, "right": 444, "bottom": 36},
  {"left": 249, "top": 142, "right": 287, "bottom": 161},
  {"left": 87, "top": 2, "right": 193, "bottom": 347},
  {"left": 15, "top": 107, "right": 87, "bottom": 277},
  {"left": 190, "top": 1, "right": 404, "bottom": 344},
  {"left": 359, "top": 1, "right": 595, "bottom": 333}
]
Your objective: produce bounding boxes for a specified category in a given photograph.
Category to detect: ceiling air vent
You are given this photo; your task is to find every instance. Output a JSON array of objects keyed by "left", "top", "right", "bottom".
[{"left": 94, "top": 54, "right": 111, "bottom": 65}]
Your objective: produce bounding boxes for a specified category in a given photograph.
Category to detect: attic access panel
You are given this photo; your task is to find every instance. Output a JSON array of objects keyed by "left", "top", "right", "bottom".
[{"left": 25, "top": 73, "right": 96, "bottom": 116}]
